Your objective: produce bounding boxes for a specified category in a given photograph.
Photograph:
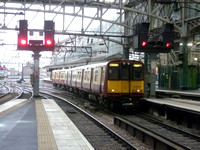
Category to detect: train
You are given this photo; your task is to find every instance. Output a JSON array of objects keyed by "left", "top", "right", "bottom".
[{"left": 51, "top": 59, "right": 144, "bottom": 109}]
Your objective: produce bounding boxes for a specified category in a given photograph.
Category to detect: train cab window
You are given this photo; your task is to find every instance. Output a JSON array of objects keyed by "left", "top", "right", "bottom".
[
  {"left": 120, "top": 63, "right": 130, "bottom": 80},
  {"left": 132, "top": 64, "right": 144, "bottom": 80},
  {"left": 108, "top": 63, "right": 119, "bottom": 80}
]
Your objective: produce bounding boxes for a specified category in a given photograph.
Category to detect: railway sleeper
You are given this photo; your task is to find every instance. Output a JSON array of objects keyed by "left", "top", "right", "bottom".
[{"left": 114, "top": 116, "right": 190, "bottom": 150}]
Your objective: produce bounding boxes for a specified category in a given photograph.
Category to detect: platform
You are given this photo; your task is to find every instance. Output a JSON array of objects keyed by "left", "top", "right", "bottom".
[
  {"left": 156, "top": 88, "right": 200, "bottom": 98},
  {"left": 145, "top": 97, "right": 200, "bottom": 113},
  {"left": 0, "top": 98, "right": 94, "bottom": 150}
]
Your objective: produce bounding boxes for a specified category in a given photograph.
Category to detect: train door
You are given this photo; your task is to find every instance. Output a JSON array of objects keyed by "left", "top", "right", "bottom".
[
  {"left": 90, "top": 68, "right": 93, "bottom": 91},
  {"left": 101, "top": 66, "right": 105, "bottom": 94},
  {"left": 120, "top": 63, "right": 130, "bottom": 93},
  {"left": 68, "top": 70, "right": 72, "bottom": 86}
]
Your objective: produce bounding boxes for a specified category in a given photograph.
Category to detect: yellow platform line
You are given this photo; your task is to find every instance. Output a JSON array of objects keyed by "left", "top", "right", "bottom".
[{"left": 35, "top": 100, "right": 58, "bottom": 150}]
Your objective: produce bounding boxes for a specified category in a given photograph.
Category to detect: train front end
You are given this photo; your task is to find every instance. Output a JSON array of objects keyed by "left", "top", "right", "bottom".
[{"left": 104, "top": 60, "right": 144, "bottom": 106}]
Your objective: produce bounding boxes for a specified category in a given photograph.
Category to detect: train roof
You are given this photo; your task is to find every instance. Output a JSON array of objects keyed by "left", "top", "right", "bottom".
[{"left": 52, "top": 59, "right": 143, "bottom": 72}]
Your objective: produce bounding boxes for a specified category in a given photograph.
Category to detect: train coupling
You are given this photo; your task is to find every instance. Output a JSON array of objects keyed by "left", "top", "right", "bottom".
[
  {"left": 121, "top": 97, "right": 135, "bottom": 106},
  {"left": 122, "top": 103, "right": 133, "bottom": 106}
]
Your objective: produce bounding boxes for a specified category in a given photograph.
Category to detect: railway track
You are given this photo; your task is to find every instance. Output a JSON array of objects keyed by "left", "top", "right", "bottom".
[
  {"left": 0, "top": 81, "right": 33, "bottom": 104},
  {"left": 41, "top": 81, "right": 200, "bottom": 149},
  {"left": 40, "top": 91, "right": 138, "bottom": 150},
  {"left": 0, "top": 83, "right": 11, "bottom": 99},
  {"left": 115, "top": 113, "right": 200, "bottom": 150}
]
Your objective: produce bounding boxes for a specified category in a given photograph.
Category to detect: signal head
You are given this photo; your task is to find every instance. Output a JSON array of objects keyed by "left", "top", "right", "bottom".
[
  {"left": 142, "top": 41, "right": 147, "bottom": 47},
  {"left": 165, "top": 42, "right": 172, "bottom": 47},
  {"left": 46, "top": 39, "right": 52, "bottom": 45},
  {"left": 20, "top": 39, "right": 27, "bottom": 45}
]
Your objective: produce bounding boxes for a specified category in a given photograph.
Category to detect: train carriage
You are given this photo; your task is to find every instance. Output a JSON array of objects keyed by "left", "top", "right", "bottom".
[
  {"left": 82, "top": 67, "right": 93, "bottom": 91},
  {"left": 101, "top": 60, "right": 144, "bottom": 107},
  {"left": 104, "top": 60, "right": 144, "bottom": 97},
  {"left": 52, "top": 69, "right": 66, "bottom": 87},
  {"left": 52, "top": 70, "right": 60, "bottom": 86},
  {"left": 52, "top": 59, "right": 144, "bottom": 108},
  {"left": 59, "top": 70, "right": 66, "bottom": 85}
]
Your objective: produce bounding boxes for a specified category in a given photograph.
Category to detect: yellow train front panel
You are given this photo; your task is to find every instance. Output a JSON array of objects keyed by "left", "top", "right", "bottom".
[
  {"left": 107, "top": 80, "right": 144, "bottom": 94},
  {"left": 107, "top": 80, "right": 129, "bottom": 94},
  {"left": 130, "top": 80, "right": 144, "bottom": 94}
]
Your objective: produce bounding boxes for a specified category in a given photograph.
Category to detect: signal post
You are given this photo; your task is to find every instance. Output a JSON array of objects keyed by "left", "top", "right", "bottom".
[
  {"left": 32, "top": 51, "right": 41, "bottom": 97},
  {"left": 134, "top": 23, "right": 174, "bottom": 97},
  {"left": 17, "top": 20, "right": 55, "bottom": 97}
]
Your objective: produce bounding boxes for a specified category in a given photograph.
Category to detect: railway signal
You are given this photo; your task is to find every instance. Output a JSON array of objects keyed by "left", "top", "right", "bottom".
[
  {"left": 16, "top": 20, "right": 55, "bottom": 97},
  {"left": 138, "top": 23, "right": 150, "bottom": 49},
  {"left": 17, "top": 20, "right": 28, "bottom": 50},
  {"left": 162, "top": 23, "right": 174, "bottom": 49},
  {"left": 17, "top": 20, "right": 55, "bottom": 51},
  {"left": 44, "top": 20, "right": 55, "bottom": 51},
  {"left": 0, "top": 65, "right": 6, "bottom": 70},
  {"left": 135, "top": 23, "right": 174, "bottom": 53}
]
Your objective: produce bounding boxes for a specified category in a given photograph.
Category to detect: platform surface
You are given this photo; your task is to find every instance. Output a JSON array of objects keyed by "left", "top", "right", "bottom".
[
  {"left": 156, "top": 88, "right": 200, "bottom": 96},
  {"left": 0, "top": 98, "right": 94, "bottom": 150},
  {"left": 145, "top": 98, "right": 200, "bottom": 113}
]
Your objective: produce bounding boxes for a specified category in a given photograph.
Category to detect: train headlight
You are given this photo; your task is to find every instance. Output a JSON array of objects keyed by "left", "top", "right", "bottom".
[
  {"left": 136, "top": 89, "right": 140, "bottom": 93},
  {"left": 111, "top": 89, "right": 115, "bottom": 93}
]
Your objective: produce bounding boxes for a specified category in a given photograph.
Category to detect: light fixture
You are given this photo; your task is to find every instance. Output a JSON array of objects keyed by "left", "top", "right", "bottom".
[
  {"left": 171, "top": 2, "right": 180, "bottom": 21},
  {"left": 187, "top": 43, "right": 193, "bottom": 46}
]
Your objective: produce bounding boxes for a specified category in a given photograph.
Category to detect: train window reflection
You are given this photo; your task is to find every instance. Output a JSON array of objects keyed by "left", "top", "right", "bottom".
[
  {"left": 108, "top": 66, "right": 119, "bottom": 80},
  {"left": 121, "top": 64, "right": 129, "bottom": 80},
  {"left": 133, "top": 67, "right": 143, "bottom": 80}
]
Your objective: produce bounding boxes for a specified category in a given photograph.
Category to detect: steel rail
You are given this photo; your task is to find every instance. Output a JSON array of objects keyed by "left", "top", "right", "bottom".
[
  {"left": 0, "top": 84, "right": 11, "bottom": 98},
  {"left": 114, "top": 116, "right": 191, "bottom": 150},
  {"left": 40, "top": 91, "right": 138, "bottom": 150}
]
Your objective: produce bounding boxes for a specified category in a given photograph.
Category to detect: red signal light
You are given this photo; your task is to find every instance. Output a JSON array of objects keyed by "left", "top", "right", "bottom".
[
  {"left": 165, "top": 42, "right": 171, "bottom": 47},
  {"left": 46, "top": 39, "right": 52, "bottom": 45},
  {"left": 20, "top": 39, "right": 27, "bottom": 45},
  {"left": 142, "top": 41, "right": 147, "bottom": 46}
]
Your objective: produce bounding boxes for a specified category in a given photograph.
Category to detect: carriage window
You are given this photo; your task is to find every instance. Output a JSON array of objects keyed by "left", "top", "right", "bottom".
[
  {"left": 77, "top": 71, "right": 82, "bottom": 80},
  {"left": 94, "top": 70, "right": 98, "bottom": 81},
  {"left": 132, "top": 64, "right": 143, "bottom": 80},
  {"left": 108, "top": 63, "right": 119, "bottom": 80},
  {"left": 60, "top": 73, "right": 64, "bottom": 79}
]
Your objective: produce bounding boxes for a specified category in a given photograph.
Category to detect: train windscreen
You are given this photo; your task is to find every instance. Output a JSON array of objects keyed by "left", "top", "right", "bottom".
[
  {"left": 108, "top": 64, "right": 119, "bottom": 80},
  {"left": 132, "top": 64, "right": 143, "bottom": 80},
  {"left": 108, "top": 62, "right": 143, "bottom": 80},
  {"left": 120, "top": 63, "right": 130, "bottom": 80}
]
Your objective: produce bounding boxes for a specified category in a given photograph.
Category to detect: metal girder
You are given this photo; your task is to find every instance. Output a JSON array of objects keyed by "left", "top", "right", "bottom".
[
  {"left": 1, "top": 1, "right": 200, "bottom": 62},
  {"left": 1, "top": 1, "right": 200, "bottom": 33}
]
